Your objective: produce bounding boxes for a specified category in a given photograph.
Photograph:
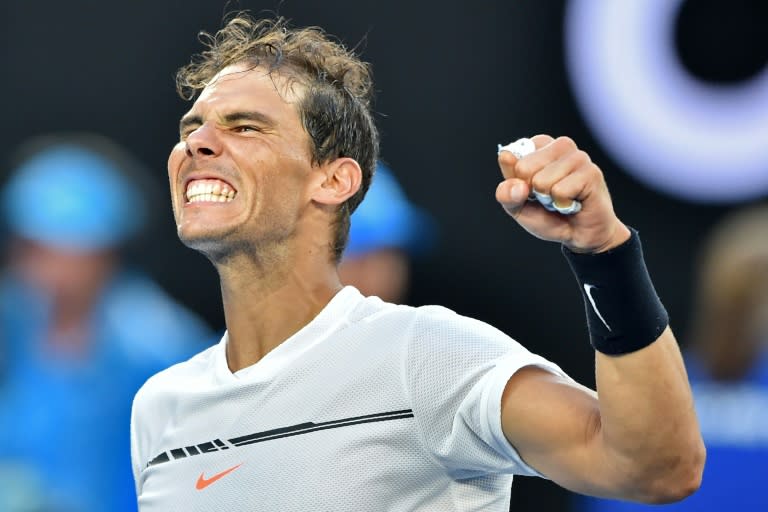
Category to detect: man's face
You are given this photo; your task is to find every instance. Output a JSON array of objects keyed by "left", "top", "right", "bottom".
[{"left": 168, "top": 63, "right": 314, "bottom": 259}]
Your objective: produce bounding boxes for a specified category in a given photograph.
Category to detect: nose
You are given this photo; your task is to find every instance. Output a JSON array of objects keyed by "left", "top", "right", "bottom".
[{"left": 185, "top": 123, "right": 222, "bottom": 158}]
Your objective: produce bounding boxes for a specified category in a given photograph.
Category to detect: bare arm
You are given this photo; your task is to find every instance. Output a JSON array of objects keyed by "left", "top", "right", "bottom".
[
  {"left": 494, "top": 135, "right": 705, "bottom": 503},
  {"left": 502, "top": 329, "right": 703, "bottom": 503}
]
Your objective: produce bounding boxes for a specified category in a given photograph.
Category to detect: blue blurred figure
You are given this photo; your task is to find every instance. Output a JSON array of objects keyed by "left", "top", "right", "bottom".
[
  {"left": 0, "top": 134, "right": 213, "bottom": 511},
  {"left": 339, "top": 161, "right": 435, "bottom": 303},
  {"left": 577, "top": 203, "right": 768, "bottom": 511}
]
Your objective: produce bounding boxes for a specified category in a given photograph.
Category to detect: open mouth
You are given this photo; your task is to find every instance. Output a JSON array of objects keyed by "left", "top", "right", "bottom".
[{"left": 185, "top": 178, "right": 237, "bottom": 203}]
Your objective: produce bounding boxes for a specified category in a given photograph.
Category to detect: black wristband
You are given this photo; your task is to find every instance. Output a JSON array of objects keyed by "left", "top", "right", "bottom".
[{"left": 561, "top": 227, "right": 669, "bottom": 355}]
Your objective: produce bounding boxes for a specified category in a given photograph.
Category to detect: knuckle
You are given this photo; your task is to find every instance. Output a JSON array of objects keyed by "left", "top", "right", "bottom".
[
  {"left": 569, "top": 149, "right": 591, "bottom": 167},
  {"left": 532, "top": 133, "right": 554, "bottom": 146},
  {"left": 515, "top": 160, "right": 535, "bottom": 178},
  {"left": 531, "top": 173, "right": 549, "bottom": 191},
  {"left": 588, "top": 162, "right": 604, "bottom": 180},
  {"left": 554, "top": 136, "right": 576, "bottom": 151},
  {"left": 550, "top": 181, "right": 569, "bottom": 198}
]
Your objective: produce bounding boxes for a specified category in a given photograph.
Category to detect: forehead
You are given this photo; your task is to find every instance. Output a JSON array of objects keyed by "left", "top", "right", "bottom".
[{"left": 191, "top": 63, "right": 304, "bottom": 115}]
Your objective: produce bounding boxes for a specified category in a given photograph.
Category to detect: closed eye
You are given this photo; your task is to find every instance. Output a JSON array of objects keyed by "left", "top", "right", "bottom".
[
  {"left": 222, "top": 111, "right": 276, "bottom": 133},
  {"left": 232, "top": 125, "right": 260, "bottom": 133},
  {"left": 180, "top": 128, "right": 197, "bottom": 141},
  {"left": 179, "top": 114, "right": 202, "bottom": 141}
]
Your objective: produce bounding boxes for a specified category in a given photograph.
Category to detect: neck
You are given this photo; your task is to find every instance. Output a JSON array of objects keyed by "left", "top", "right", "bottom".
[{"left": 214, "top": 241, "right": 342, "bottom": 373}]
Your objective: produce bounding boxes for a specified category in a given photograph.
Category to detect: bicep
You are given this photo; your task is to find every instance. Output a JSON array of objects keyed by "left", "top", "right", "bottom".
[{"left": 500, "top": 366, "right": 623, "bottom": 498}]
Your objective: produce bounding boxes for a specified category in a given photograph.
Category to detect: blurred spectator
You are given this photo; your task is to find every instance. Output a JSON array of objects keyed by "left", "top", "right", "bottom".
[
  {"left": 0, "top": 134, "right": 213, "bottom": 511},
  {"left": 339, "top": 161, "right": 435, "bottom": 303},
  {"left": 577, "top": 203, "right": 768, "bottom": 511}
]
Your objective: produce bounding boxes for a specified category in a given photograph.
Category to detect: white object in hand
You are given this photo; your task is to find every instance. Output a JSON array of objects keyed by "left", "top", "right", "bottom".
[
  {"left": 497, "top": 138, "right": 536, "bottom": 159},
  {"left": 497, "top": 138, "right": 582, "bottom": 215}
]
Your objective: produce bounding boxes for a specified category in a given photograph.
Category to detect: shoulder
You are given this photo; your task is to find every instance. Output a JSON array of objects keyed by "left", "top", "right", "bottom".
[
  {"left": 132, "top": 343, "right": 218, "bottom": 412},
  {"left": 408, "top": 303, "right": 521, "bottom": 357},
  {"left": 131, "top": 342, "right": 219, "bottom": 476},
  {"left": 352, "top": 293, "right": 507, "bottom": 340},
  {"left": 352, "top": 294, "right": 523, "bottom": 364}
]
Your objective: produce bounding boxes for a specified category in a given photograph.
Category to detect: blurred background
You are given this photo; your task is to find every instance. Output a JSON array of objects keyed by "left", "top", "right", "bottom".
[{"left": 1, "top": 0, "right": 766, "bottom": 510}]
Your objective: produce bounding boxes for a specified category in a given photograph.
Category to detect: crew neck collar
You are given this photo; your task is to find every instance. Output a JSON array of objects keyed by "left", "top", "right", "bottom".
[{"left": 213, "top": 286, "right": 363, "bottom": 383}]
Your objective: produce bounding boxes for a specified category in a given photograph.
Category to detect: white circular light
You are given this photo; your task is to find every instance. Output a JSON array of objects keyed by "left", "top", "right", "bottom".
[{"left": 564, "top": 0, "right": 768, "bottom": 202}]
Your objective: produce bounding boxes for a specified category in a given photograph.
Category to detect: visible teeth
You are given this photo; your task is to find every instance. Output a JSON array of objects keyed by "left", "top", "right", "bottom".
[{"left": 185, "top": 178, "right": 237, "bottom": 203}]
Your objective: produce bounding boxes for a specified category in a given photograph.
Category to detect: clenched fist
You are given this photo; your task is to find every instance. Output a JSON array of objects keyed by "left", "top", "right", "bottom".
[{"left": 496, "top": 134, "right": 630, "bottom": 253}]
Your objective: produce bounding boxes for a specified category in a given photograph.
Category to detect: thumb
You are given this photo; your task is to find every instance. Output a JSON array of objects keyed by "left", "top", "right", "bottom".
[{"left": 496, "top": 178, "right": 529, "bottom": 213}]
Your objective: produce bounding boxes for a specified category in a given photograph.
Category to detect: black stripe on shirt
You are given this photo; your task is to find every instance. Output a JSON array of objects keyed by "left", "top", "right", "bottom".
[{"left": 146, "top": 409, "right": 414, "bottom": 468}]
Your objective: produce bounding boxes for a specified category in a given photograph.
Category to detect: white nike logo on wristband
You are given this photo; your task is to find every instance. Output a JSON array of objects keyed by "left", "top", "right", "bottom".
[{"left": 584, "top": 284, "right": 612, "bottom": 331}]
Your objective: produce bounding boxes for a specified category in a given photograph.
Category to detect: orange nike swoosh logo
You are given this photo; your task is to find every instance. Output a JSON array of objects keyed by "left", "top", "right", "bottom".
[{"left": 195, "top": 463, "right": 243, "bottom": 490}]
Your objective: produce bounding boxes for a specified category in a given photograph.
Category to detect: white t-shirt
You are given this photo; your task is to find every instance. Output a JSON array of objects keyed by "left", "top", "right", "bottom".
[{"left": 131, "top": 286, "right": 569, "bottom": 511}]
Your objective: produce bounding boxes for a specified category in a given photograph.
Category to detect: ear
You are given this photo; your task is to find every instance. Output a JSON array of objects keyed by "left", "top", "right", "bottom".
[{"left": 310, "top": 157, "right": 363, "bottom": 206}]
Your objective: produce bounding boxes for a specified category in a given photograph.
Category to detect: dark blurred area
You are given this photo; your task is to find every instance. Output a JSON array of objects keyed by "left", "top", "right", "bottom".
[{"left": 1, "top": 0, "right": 766, "bottom": 510}]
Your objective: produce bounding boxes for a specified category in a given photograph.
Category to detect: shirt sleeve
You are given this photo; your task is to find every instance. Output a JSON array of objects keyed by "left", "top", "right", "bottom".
[{"left": 404, "top": 306, "right": 571, "bottom": 479}]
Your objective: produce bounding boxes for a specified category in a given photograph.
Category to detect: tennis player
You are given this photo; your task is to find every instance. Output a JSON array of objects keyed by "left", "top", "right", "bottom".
[{"left": 130, "top": 14, "right": 704, "bottom": 511}]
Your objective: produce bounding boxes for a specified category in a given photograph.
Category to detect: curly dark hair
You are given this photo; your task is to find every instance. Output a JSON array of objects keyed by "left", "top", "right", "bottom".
[{"left": 176, "top": 13, "right": 379, "bottom": 261}]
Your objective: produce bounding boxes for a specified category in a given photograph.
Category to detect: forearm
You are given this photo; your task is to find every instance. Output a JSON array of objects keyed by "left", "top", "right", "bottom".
[
  {"left": 563, "top": 228, "right": 705, "bottom": 502},
  {"left": 595, "top": 327, "right": 704, "bottom": 502}
]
